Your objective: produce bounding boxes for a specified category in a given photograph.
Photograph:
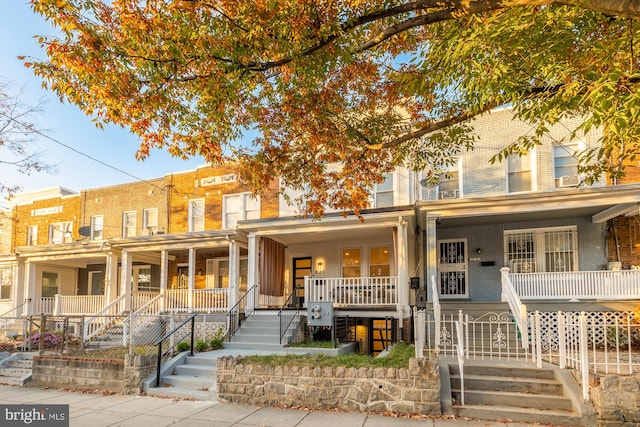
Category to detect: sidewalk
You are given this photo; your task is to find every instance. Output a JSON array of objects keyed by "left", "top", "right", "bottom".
[{"left": 0, "top": 385, "right": 541, "bottom": 427}]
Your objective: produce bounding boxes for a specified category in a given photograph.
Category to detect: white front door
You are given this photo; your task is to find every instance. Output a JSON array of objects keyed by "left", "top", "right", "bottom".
[{"left": 437, "top": 239, "right": 468, "bottom": 298}]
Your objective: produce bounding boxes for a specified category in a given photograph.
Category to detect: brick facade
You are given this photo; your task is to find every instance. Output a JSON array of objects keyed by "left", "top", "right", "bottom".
[{"left": 12, "top": 194, "right": 81, "bottom": 248}]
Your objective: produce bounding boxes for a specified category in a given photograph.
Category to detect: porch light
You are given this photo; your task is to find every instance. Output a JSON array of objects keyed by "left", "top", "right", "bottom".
[{"left": 315, "top": 259, "right": 325, "bottom": 274}]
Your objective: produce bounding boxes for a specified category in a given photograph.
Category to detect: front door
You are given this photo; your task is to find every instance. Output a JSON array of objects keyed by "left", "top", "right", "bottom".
[
  {"left": 88, "top": 271, "right": 104, "bottom": 295},
  {"left": 437, "top": 239, "right": 468, "bottom": 298},
  {"left": 292, "top": 257, "right": 312, "bottom": 307}
]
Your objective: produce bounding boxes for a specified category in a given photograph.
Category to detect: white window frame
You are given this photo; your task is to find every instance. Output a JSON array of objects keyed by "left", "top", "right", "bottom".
[
  {"left": 142, "top": 208, "right": 159, "bottom": 235},
  {"left": 340, "top": 245, "right": 395, "bottom": 278},
  {"left": 507, "top": 150, "right": 536, "bottom": 193},
  {"left": 0, "top": 267, "right": 12, "bottom": 300},
  {"left": 188, "top": 199, "right": 205, "bottom": 232},
  {"left": 122, "top": 211, "right": 137, "bottom": 237},
  {"left": 90, "top": 215, "right": 104, "bottom": 240},
  {"left": 49, "top": 221, "right": 73, "bottom": 244},
  {"left": 504, "top": 226, "right": 578, "bottom": 273},
  {"left": 553, "top": 143, "right": 581, "bottom": 187},
  {"left": 374, "top": 173, "right": 394, "bottom": 208},
  {"left": 27, "top": 225, "right": 38, "bottom": 246},
  {"left": 222, "top": 193, "right": 260, "bottom": 229}
]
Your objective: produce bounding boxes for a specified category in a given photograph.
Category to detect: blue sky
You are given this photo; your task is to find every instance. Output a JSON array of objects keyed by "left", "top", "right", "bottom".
[{"left": 0, "top": 2, "right": 210, "bottom": 206}]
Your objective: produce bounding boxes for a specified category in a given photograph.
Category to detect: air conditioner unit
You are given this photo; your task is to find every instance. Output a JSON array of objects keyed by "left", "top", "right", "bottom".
[
  {"left": 557, "top": 175, "right": 579, "bottom": 188},
  {"left": 439, "top": 190, "right": 458, "bottom": 199},
  {"left": 141, "top": 228, "right": 156, "bottom": 236}
]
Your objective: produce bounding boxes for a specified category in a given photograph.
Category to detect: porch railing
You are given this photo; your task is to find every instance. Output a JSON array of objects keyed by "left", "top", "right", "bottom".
[
  {"left": 57, "top": 295, "right": 106, "bottom": 315},
  {"left": 227, "top": 285, "right": 257, "bottom": 341},
  {"left": 509, "top": 269, "right": 640, "bottom": 300},
  {"left": 500, "top": 267, "right": 529, "bottom": 348},
  {"left": 132, "top": 292, "right": 159, "bottom": 311},
  {"left": 430, "top": 275, "right": 441, "bottom": 352},
  {"left": 33, "top": 297, "right": 55, "bottom": 315},
  {"left": 83, "top": 295, "right": 125, "bottom": 342},
  {"left": 164, "top": 289, "right": 229, "bottom": 312},
  {"left": 305, "top": 276, "right": 398, "bottom": 306}
]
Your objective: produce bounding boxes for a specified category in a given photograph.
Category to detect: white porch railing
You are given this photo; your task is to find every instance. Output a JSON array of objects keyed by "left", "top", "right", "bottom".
[
  {"left": 57, "top": 295, "right": 106, "bottom": 315},
  {"left": 500, "top": 267, "right": 529, "bottom": 348},
  {"left": 33, "top": 297, "right": 55, "bottom": 315},
  {"left": 305, "top": 276, "right": 398, "bottom": 306},
  {"left": 164, "top": 289, "right": 229, "bottom": 312},
  {"left": 509, "top": 269, "right": 640, "bottom": 300},
  {"left": 132, "top": 292, "right": 159, "bottom": 311},
  {"left": 83, "top": 295, "right": 126, "bottom": 342},
  {"left": 431, "top": 275, "right": 441, "bottom": 353}
]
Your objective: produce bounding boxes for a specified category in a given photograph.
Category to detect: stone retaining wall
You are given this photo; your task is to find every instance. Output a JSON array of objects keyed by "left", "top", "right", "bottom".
[
  {"left": 590, "top": 373, "right": 640, "bottom": 427},
  {"left": 31, "top": 354, "right": 156, "bottom": 395},
  {"left": 216, "top": 356, "right": 441, "bottom": 415}
]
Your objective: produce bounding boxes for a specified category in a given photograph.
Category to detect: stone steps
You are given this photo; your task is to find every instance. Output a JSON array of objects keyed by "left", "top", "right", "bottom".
[
  {"left": 145, "top": 353, "right": 218, "bottom": 401},
  {"left": 0, "top": 353, "right": 33, "bottom": 386},
  {"left": 444, "top": 361, "right": 596, "bottom": 426}
]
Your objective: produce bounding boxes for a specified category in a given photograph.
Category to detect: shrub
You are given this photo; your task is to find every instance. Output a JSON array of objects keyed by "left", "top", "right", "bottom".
[
  {"left": 29, "top": 332, "right": 63, "bottom": 348},
  {"left": 210, "top": 327, "right": 225, "bottom": 350},
  {"left": 176, "top": 341, "right": 191, "bottom": 352},
  {"left": 195, "top": 340, "right": 209, "bottom": 352}
]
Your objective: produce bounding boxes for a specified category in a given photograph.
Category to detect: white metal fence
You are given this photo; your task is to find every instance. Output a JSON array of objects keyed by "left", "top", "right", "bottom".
[{"left": 416, "top": 307, "right": 640, "bottom": 403}]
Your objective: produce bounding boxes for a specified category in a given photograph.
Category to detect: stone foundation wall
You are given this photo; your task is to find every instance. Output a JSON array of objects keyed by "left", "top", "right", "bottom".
[
  {"left": 590, "top": 373, "right": 640, "bottom": 427},
  {"left": 216, "top": 356, "right": 441, "bottom": 415},
  {"left": 32, "top": 354, "right": 156, "bottom": 395}
]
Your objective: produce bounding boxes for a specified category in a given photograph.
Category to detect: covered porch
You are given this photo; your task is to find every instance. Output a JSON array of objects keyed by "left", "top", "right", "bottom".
[{"left": 238, "top": 208, "right": 416, "bottom": 314}]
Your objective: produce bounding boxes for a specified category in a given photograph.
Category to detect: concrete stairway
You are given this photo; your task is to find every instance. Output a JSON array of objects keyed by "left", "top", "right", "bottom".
[
  {"left": 144, "top": 353, "right": 218, "bottom": 400},
  {"left": 0, "top": 352, "right": 33, "bottom": 386},
  {"left": 443, "top": 361, "right": 596, "bottom": 426},
  {"left": 224, "top": 311, "right": 301, "bottom": 351}
]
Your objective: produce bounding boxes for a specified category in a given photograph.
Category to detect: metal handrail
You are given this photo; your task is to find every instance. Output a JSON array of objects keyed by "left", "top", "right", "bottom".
[
  {"left": 226, "top": 285, "right": 256, "bottom": 342},
  {"left": 430, "top": 275, "right": 441, "bottom": 352},
  {"left": 153, "top": 313, "right": 197, "bottom": 387},
  {"left": 0, "top": 299, "right": 30, "bottom": 318},
  {"left": 278, "top": 293, "right": 298, "bottom": 345}
]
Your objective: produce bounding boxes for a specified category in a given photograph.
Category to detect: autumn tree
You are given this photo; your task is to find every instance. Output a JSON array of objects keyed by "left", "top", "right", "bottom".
[
  {"left": 27, "top": 0, "right": 640, "bottom": 215},
  {"left": 0, "top": 79, "right": 55, "bottom": 199}
]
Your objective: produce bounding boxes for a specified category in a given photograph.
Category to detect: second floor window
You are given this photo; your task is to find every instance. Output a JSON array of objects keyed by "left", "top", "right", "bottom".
[
  {"left": 27, "top": 225, "right": 38, "bottom": 246},
  {"left": 49, "top": 221, "right": 72, "bottom": 244},
  {"left": 507, "top": 152, "right": 533, "bottom": 193},
  {"left": 143, "top": 208, "right": 158, "bottom": 235},
  {"left": 90, "top": 215, "right": 103, "bottom": 240},
  {"left": 123, "top": 211, "right": 136, "bottom": 237},
  {"left": 439, "top": 169, "right": 460, "bottom": 199},
  {"left": 189, "top": 199, "right": 205, "bottom": 232},
  {"left": 375, "top": 173, "right": 394, "bottom": 208},
  {"left": 554, "top": 144, "right": 580, "bottom": 187},
  {"left": 223, "top": 193, "right": 260, "bottom": 229}
]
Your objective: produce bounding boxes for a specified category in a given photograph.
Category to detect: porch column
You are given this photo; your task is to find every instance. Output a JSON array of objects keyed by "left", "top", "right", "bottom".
[
  {"left": 22, "top": 261, "right": 36, "bottom": 316},
  {"left": 188, "top": 248, "right": 195, "bottom": 312},
  {"left": 104, "top": 252, "right": 119, "bottom": 304},
  {"left": 397, "top": 217, "right": 410, "bottom": 317},
  {"left": 159, "top": 250, "right": 168, "bottom": 312},
  {"left": 424, "top": 214, "right": 439, "bottom": 305},
  {"left": 120, "top": 249, "right": 132, "bottom": 312},
  {"left": 228, "top": 240, "right": 239, "bottom": 309},
  {"left": 247, "top": 233, "right": 259, "bottom": 313}
]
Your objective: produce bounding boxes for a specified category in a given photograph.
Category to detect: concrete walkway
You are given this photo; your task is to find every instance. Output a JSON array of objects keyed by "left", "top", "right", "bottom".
[{"left": 0, "top": 384, "right": 545, "bottom": 427}]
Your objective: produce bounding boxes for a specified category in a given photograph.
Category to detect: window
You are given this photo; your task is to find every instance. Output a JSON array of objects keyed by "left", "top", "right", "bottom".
[
  {"left": 41, "top": 272, "right": 59, "bottom": 298},
  {"left": 507, "top": 152, "right": 533, "bottom": 193},
  {"left": 27, "top": 225, "right": 38, "bottom": 246},
  {"left": 223, "top": 193, "right": 260, "bottom": 229},
  {"left": 504, "top": 226, "right": 578, "bottom": 273},
  {"left": 341, "top": 248, "right": 361, "bottom": 278},
  {"left": 133, "top": 265, "right": 156, "bottom": 292},
  {"left": 49, "top": 221, "right": 72, "bottom": 244},
  {"left": 554, "top": 144, "right": 580, "bottom": 187},
  {"left": 369, "top": 247, "right": 391, "bottom": 277},
  {"left": 90, "top": 215, "right": 103, "bottom": 240},
  {"left": 122, "top": 211, "right": 137, "bottom": 237},
  {"left": 375, "top": 173, "right": 394, "bottom": 208},
  {"left": 1, "top": 268, "right": 12, "bottom": 300},
  {"left": 143, "top": 208, "right": 158, "bottom": 235},
  {"left": 206, "top": 258, "right": 249, "bottom": 290},
  {"left": 188, "top": 199, "right": 205, "bottom": 232},
  {"left": 420, "top": 159, "right": 461, "bottom": 201}
]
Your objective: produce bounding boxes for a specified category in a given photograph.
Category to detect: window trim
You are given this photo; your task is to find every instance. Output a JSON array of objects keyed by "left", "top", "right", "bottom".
[
  {"left": 27, "top": 225, "right": 38, "bottom": 246},
  {"left": 222, "top": 192, "right": 261, "bottom": 229},
  {"left": 507, "top": 150, "right": 537, "bottom": 194},
  {"left": 90, "top": 215, "right": 104, "bottom": 241},
  {"left": 49, "top": 221, "right": 73, "bottom": 244},
  {"left": 374, "top": 173, "right": 395, "bottom": 208},
  {"left": 188, "top": 198, "right": 205, "bottom": 232},
  {"left": 122, "top": 210, "right": 137, "bottom": 237},
  {"left": 142, "top": 208, "right": 159, "bottom": 235}
]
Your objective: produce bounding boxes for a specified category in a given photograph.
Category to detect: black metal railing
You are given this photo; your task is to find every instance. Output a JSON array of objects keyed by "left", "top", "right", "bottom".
[
  {"left": 153, "top": 313, "right": 197, "bottom": 387},
  {"left": 226, "top": 285, "right": 256, "bottom": 342},
  {"left": 278, "top": 293, "right": 299, "bottom": 345}
]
